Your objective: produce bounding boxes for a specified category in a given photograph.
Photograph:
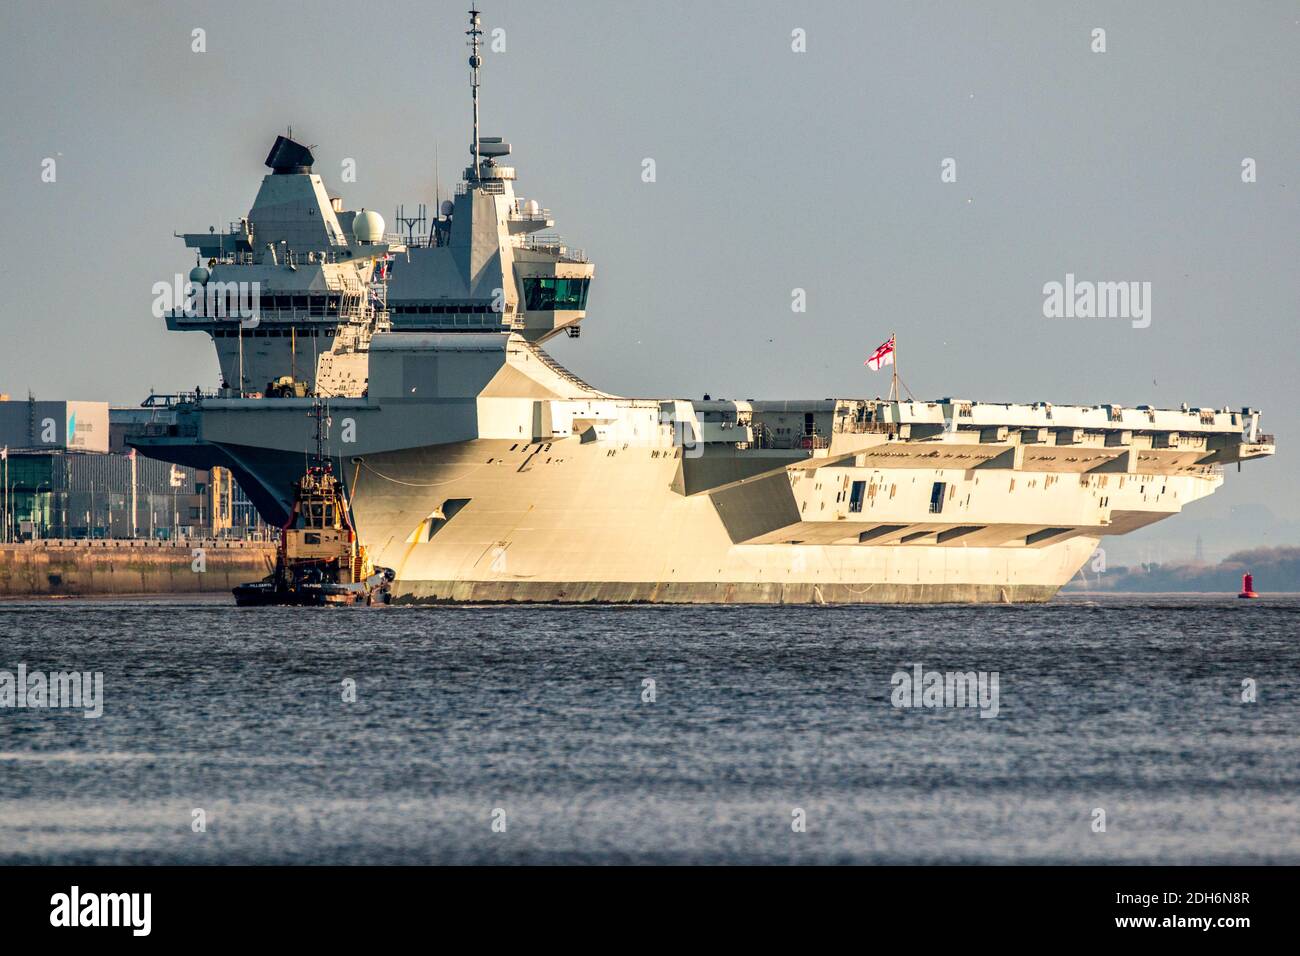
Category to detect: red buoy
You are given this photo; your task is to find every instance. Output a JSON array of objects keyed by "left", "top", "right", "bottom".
[{"left": 1238, "top": 572, "right": 1259, "bottom": 599}]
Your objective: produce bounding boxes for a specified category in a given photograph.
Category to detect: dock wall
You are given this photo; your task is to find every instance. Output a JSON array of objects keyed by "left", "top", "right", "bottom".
[{"left": 0, "top": 540, "right": 275, "bottom": 598}]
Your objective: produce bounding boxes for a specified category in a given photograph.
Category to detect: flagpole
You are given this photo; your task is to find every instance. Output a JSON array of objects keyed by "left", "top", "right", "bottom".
[{"left": 891, "top": 331, "right": 898, "bottom": 402}]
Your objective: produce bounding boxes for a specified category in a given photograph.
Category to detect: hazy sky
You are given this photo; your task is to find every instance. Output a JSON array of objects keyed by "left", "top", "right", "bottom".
[{"left": 1, "top": 1, "right": 1296, "bottom": 563}]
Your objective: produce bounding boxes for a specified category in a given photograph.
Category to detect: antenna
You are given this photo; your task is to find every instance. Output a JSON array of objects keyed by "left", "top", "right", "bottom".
[
  {"left": 395, "top": 204, "right": 427, "bottom": 247},
  {"left": 431, "top": 142, "right": 442, "bottom": 245},
  {"left": 309, "top": 397, "right": 334, "bottom": 471},
  {"left": 312, "top": 397, "right": 325, "bottom": 465},
  {"left": 467, "top": 7, "right": 483, "bottom": 182}
]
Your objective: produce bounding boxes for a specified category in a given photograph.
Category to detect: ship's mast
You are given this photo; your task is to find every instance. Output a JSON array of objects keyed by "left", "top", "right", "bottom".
[
  {"left": 310, "top": 398, "right": 327, "bottom": 467},
  {"left": 467, "top": 7, "right": 483, "bottom": 182}
]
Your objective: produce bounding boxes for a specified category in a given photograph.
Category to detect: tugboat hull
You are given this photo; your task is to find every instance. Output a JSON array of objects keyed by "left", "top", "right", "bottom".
[{"left": 233, "top": 570, "right": 394, "bottom": 607}]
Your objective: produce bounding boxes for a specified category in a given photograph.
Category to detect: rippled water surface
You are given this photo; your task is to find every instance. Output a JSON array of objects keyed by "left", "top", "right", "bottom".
[{"left": 1, "top": 595, "right": 1297, "bottom": 864}]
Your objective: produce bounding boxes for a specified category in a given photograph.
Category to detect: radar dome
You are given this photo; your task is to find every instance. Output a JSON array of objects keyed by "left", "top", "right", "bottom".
[
  {"left": 189, "top": 266, "right": 210, "bottom": 285},
  {"left": 354, "top": 208, "right": 385, "bottom": 244},
  {"left": 524, "top": 199, "right": 540, "bottom": 216},
  {"left": 439, "top": 199, "right": 454, "bottom": 217}
]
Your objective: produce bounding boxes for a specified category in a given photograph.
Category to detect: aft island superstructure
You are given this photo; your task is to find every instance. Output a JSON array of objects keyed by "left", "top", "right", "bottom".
[{"left": 130, "top": 8, "right": 1275, "bottom": 604}]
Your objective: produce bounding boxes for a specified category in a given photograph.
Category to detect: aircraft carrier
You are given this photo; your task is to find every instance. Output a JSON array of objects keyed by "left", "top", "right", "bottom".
[{"left": 130, "top": 9, "right": 1276, "bottom": 604}]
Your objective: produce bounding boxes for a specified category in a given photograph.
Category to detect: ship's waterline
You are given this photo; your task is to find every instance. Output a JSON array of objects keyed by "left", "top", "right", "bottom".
[{"left": 390, "top": 581, "right": 1065, "bottom": 605}]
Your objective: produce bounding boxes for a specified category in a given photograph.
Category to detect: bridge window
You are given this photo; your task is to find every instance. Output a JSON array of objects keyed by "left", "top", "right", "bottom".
[
  {"left": 522, "top": 277, "right": 590, "bottom": 311},
  {"left": 849, "top": 480, "right": 866, "bottom": 513},
  {"left": 929, "top": 481, "right": 946, "bottom": 514}
]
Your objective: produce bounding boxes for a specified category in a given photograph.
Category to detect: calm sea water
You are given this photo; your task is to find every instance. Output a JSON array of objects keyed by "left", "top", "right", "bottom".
[{"left": 0, "top": 595, "right": 1296, "bottom": 865}]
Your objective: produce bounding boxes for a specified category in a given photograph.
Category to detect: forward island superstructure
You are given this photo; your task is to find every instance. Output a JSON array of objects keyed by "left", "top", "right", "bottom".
[{"left": 130, "top": 8, "right": 1275, "bottom": 604}]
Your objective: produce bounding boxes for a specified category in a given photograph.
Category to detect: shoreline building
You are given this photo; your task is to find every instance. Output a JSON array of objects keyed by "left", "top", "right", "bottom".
[{"left": 0, "top": 395, "right": 267, "bottom": 541}]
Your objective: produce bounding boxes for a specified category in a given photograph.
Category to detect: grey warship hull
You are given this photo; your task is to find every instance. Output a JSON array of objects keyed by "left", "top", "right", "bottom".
[{"left": 140, "top": 331, "right": 1272, "bottom": 605}]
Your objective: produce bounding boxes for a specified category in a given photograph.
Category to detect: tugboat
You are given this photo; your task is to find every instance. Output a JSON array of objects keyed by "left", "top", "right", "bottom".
[{"left": 234, "top": 407, "right": 394, "bottom": 607}]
